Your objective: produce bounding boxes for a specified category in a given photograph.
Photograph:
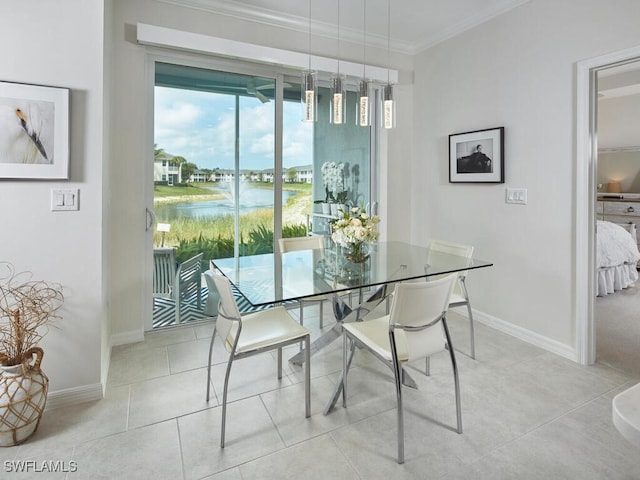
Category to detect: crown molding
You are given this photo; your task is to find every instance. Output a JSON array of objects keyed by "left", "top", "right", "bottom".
[
  {"left": 412, "top": 0, "right": 530, "bottom": 51},
  {"left": 156, "top": 0, "right": 415, "bottom": 55}
]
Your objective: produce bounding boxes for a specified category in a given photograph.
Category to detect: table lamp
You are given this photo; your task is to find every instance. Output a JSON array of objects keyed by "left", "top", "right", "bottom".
[{"left": 607, "top": 182, "right": 623, "bottom": 194}]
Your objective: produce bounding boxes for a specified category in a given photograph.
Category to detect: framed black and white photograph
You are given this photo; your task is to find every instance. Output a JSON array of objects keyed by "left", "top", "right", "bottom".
[
  {"left": 449, "top": 126, "right": 504, "bottom": 183},
  {"left": 0, "top": 81, "right": 69, "bottom": 179}
]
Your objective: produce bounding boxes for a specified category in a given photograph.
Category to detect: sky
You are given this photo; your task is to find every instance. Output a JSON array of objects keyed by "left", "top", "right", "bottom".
[{"left": 154, "top": 86, "right": 313, "bottom": 171}]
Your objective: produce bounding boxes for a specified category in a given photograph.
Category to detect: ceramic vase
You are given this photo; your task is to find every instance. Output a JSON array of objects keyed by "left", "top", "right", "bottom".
[{"left": 0, "top": 348, "right": 48, "bottom": 447}]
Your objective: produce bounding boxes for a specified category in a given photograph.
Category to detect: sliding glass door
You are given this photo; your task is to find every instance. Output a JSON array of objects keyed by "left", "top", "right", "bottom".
[{"left": 150, "top": 60, "right": 373, "bottom": 329}]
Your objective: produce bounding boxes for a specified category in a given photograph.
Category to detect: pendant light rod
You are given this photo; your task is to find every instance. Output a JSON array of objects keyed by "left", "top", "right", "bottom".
[
  {"left": 357, "top": 0, "right": 371, "bottom": 127},
  {"left": 383, "top": 0, "right": 396, "bottom": 128},
  {"left": 337, "top": 0, "right": 341, "bottom": 74},
  {"left": 363, "top": 0, "right": 366, "bottom": 77},
  {"left": 331, "top": 0, "right": 346, "bottom": 124},
  {"left": 307, "top": 0, "right": 311, "bottom": 70},
  {"left": 302, "top": 0, "right": 317, "bottom": 122},
  {"left": 387, "top": 0, "right": 391, "bottom": 84}
]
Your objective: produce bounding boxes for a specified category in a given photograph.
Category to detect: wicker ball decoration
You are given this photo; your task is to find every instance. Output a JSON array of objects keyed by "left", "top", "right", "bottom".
[{"left": 0, "top": 347, "right": 48, "bottom": 447}]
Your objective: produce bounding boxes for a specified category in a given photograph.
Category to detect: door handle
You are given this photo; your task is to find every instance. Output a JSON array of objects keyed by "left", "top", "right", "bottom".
[{"left": 145, "top": 208, "right": 156, "bottom": 231}]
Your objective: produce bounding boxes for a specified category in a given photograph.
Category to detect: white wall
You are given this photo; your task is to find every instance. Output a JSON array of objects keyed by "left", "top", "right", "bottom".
[
  {"left": 597, "top": 151, "right": 640, "bottom": 193},
  {"left": 599, "top": 92, "right": 640, "bottom": 150},
  {"left": 597, "top": 92, "right": 640, "bottom": 192},
  {"left": 410, "top": 0, "right": 640, "bottom": 356},
  {"left": 0, "top": 0, "right": 106, "bottom": 402}
]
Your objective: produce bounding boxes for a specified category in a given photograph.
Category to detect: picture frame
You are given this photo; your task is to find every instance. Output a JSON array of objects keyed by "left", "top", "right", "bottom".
[
  {"left": 0, "top": 81, "right": 70, "bottom": 179},
  {"left": 449, "top": 126, "right": 504, "bottom": 183}
]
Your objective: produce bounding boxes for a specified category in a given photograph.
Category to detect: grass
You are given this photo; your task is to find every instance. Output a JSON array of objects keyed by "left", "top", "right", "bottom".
[
  {"left": 154, "top": 183, "right": 216, "bottom": 198},
  {"left": 153, "top": 182, "right": 313, "bottom": 246}
]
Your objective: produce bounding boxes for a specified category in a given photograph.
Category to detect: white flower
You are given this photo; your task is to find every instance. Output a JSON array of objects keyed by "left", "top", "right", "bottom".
[
  {"left": 321, "top": 161, "right": 345, "bottom": 196},
  {"left": 331, "top": 206, "right": 380, "bottom": 247}
]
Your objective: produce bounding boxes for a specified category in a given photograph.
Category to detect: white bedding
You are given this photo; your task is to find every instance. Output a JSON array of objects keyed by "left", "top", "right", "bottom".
[{"left": 597, "top": 221, "right": 640, "bottom": 296}]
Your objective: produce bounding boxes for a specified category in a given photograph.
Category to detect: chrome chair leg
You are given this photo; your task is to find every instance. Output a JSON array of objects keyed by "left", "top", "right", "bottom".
[
  {"left": 220, "top": 356, "right": 235, "bottom": 448},
  {"left": 442, "top": 316, "right": 462, "bottom": 434},
  {"left": 391, "top": 337, "right": 405, "bottom": 464},
  {"left": 466, "top": 301, "right": 475, "bottom": 360},
  {"left": 206, "top": 327, "right": 217, "bottom": 402},
  {"left": 460, "top": 277, "right": 476, "bottom": 360},
  {"left": 305, "top": 335, "right": 311, "bottom": 417},
  {"left": 299, "top": 304, "right": 304, "bottom": 350},
  {"left": 342, "top": 333, "right": 349, "bottom": 408},
  {"left": 277, "top": 347, "right": 282, "bottom": 379}
]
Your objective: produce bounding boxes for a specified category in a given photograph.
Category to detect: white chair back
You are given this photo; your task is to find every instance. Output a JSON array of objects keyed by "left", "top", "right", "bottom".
[
  {"left": 278, "top": 235, "right": 325, "bottom": 253},
  {"left": 427, "top": 240, "right": 473, "bottom": 276},
  {"left": 427, "top": 240, "right": 474, "bottom": 297},
  {"left": 389, "top": 273, "right": 457, "bottom": 361},
  {"left": 209, "top": 271, "right": 241, "bottom": 350},
  {"left": 203, "top": 270, "right": 219, "bottom": 316}
]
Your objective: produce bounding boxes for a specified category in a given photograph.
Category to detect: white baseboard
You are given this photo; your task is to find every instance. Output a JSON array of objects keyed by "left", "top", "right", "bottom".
[
  {"left": 453, "top": 307, "right": 578, "bottom": 362},
  {"left": 44, "top": 331, "right": 145, "bottom": 412},
  {"left": 45, "top": 383, "right": 104, "bottom": 411},
  {"left": 110, "top": 329, "right": 144, "bottom": 347},
  {"left": 474, "top": 309, "right": 577, "bottom": 361}
]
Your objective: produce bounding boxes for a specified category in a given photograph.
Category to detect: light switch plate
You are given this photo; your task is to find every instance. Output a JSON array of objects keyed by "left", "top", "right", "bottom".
[
  {"left": 506, "top": 187, "right": 527, "bottom": 205},
  {"left": 51, "top": 188, "right": 79, "bottom": 211}
]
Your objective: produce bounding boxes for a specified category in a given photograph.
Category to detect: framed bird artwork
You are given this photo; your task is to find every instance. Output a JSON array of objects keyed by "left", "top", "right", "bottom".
[{"left": 0, "top": 81, "right": 69, "bottom": 179}]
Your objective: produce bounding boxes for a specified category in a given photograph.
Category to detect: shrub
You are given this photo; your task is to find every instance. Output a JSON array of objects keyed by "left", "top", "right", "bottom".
[{"left": 174, "top": 223, "right": 308, "bottom": 269}]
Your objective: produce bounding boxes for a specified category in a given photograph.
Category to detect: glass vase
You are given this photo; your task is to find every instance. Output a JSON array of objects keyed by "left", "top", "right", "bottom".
[{"left": 343, "top": 242, "right": 369, "bottom": 263}]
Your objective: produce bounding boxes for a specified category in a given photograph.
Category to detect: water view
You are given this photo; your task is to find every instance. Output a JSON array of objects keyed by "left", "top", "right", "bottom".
[
  {"left": 155, "top": 187, "right": 296, "bottom": 220},
  {"left": 152, "top": 183, "right": 312, "bottom": 249}
]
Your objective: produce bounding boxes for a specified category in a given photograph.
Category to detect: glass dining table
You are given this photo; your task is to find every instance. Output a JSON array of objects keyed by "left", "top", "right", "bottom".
[
  {"left": 212, "top": 240, "right": 493, "bottom": 414},
  {"left": 212, "top": 240, "right": 492, "bottom": 356}
]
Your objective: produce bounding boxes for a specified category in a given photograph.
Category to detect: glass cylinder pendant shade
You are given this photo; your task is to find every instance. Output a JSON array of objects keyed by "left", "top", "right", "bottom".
[
  {"left": 301, "top": 70, "right": 317, "bottom": 122},
  {"left": 382, "top": 83, "right": 396, "bottom": 129},
  {"left": 356, "top": 79, "right": 371, "bottom": 127},
  {"left": 330, "top": 74, "right": 346, "bottom": 124}
]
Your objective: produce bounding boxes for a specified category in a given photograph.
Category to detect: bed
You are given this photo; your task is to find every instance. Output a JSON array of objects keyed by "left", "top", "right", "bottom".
[{"left": 597, "top": 221, "right": 640, "bottom": 296}]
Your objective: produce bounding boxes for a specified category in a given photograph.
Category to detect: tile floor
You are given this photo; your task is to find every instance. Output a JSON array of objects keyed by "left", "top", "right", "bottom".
[
  {"left": 596, "top": 283, "right": 640, "bottom": 377},
  {"left": 3, "top": 306, "right": 640, "bottom": 479}
]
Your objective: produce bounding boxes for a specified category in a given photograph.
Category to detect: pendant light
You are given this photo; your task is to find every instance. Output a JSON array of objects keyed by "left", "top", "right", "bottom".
[
  {"left": 383, "top": 0, "right": 396, "bottom": 129},
  {"left": 357, "top": 0, "right": 371, "bottom": 127},
  {"left": 330, "top": 0, "right": 346, "bottom": 124},
  {"left": 302, "top": 0, "right": 317, "bottom": 122}
]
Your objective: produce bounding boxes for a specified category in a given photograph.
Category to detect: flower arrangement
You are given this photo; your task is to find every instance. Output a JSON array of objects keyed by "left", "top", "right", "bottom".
[
  {"left": 331, "top": 206, "right": 380, "bottom": 262},
  {"left": 320, "top": 161, "right": 345, "bottom": 203},
  {"left": 0, "top": 263, "right": 63, "bottom": 367}
]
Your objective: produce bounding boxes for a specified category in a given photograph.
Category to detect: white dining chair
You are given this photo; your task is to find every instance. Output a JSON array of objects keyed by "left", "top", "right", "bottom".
[
  {"left": 427, "top": 240, "right": 476, "bottom": 359},
  {"left": 340, "top": 273, "right": 460, "bottom": 464},
  {"left": 278, "top": 236, "right": 328, "bottom": 328},
  {"left": 205, "top": 270, "right": 311, "bottom": 447}
]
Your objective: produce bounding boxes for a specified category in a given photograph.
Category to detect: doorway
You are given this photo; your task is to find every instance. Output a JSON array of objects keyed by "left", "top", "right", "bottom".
[
  {"left": 576, "top": 45, "right": 640, "bottom": 365},
  {"left": 594, "top": 61, "right": 640, "bottom": 373}
]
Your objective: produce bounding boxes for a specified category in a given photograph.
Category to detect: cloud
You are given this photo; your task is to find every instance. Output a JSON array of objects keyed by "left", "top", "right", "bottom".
[
  {"left": 155, "top": 101, "right": 201, "bottom": 128},
  {"left": 154, "top": 87, "right": 313, "bottom": 170}
]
